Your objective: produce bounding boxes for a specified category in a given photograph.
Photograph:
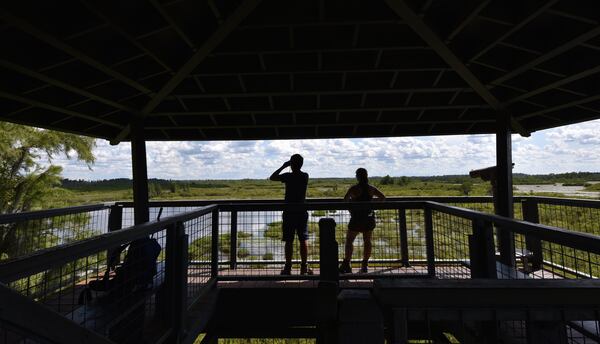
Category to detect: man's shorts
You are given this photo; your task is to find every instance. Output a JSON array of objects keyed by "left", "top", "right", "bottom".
[{"left": 281, "top": 211, "right": 309, "bottom": 242}]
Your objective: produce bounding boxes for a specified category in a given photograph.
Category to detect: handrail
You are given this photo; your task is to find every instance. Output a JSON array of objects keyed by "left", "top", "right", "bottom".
[
  {"left": 425, "top": 201, "right": 600, "bottom": 255},
  {"left": 527, "top": 196, "right": 600, "bottom": 209},
  {"left": 0, "top": 203, "right": 112, "bottom": 224},
  {"left": 115, "top": 196, "right": 497, "bottom": 208},
  {"left": 0, "top": 205, "right": 217, "bottom": 283},
  {"left": 0, "top": 283, "right": 113, "bottom": 344}
]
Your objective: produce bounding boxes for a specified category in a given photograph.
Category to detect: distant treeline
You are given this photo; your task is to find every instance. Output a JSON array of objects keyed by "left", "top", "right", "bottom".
[{"left": 61, "top": 172, "right": 600, "bottom": 190}]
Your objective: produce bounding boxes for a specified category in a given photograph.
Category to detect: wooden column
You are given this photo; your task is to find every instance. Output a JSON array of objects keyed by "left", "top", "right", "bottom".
[
  {"left": 496, "top": 112, "right": 515, "bottom": 266},
  {"left": 131, "top": 120, "right": 150, "bottom": 225}
]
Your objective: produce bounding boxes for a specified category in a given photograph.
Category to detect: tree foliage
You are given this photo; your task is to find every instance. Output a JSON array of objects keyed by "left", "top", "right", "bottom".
[{"left": 0, "top": 122, "right": 95, "bottom": 214}]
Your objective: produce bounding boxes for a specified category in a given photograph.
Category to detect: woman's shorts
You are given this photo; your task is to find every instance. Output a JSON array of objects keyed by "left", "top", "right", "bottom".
[{"left": 348, "top": 215, "right": 376, "bottom": 232}]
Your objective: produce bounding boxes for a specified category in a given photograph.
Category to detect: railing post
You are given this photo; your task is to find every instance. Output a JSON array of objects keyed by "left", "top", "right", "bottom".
[
  {"left": 522, "top": 199, "right": 543, "bottom": 271},
  {"left": 164, "top": 222, "right": 188, "bottom": 341},
  {"left": 469, "top": 219, "right": 497, "bottom": 279},
  {"left": 398, "top": 209, "right": 410, "bottom": 267},
  {"left": 211, "top": 209, "right": 219, "bottom": 278},
  {"left": 106, "top": 205, "right": 123, "bottom": 266},
  {"left": 319, "top": 218, "right": 339, "bottom": 283},
  {"left": 229, "top": 211, "right": 238, "bottom": 270},
  {"left": 424, "top": 207, "right": 435, "bottom": 277},
  {"left": 107, "top": 204, "right": 123, "bottom": 232},
  {"left": 317, "top": 218, "right": 338, "bottom": 344}
]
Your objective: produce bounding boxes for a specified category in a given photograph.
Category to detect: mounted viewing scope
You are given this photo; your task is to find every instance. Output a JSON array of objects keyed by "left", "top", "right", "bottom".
[{"left": 469, "top": 164, "right": 515, "bottom": 181}]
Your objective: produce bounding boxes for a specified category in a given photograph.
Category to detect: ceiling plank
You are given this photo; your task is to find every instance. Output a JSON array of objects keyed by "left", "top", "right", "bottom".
[{"left": 384, "top": 0, "right": 529, "bottom": 136}]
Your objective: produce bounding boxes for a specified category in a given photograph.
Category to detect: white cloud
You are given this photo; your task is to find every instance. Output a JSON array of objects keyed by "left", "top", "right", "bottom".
[{"left": 54, "top": 119, "right": 600, "bottom": 180}]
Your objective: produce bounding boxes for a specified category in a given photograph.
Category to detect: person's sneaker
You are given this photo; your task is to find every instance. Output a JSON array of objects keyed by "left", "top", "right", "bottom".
[
  {"left": 359, "top": 260, "right": 369, "bottom": 274},
  {"left": 280, "top": 263, "right": 292, "bottom": 275},
  {"left": 300, "top": 264, "right": 313, "bottom": 275},
  {"left": 338, "top": 260, "right": 352, "bottom": 274}
]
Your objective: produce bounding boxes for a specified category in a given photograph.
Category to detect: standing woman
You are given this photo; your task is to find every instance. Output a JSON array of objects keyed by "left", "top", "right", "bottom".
[{"left": 339, "top": 168, "right": 385, "bottom": 273}]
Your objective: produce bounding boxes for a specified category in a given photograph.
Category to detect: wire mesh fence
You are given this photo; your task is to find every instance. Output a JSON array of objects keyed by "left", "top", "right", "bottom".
[
  {"left": 186, "top": 212, "right": 214, "bottom": 306},
  {"left": 430, "top": 211, "right": 472, "bottom": 279},
  {"left": 536, "top": 201, "right": 600, "bottom": 236},
  {"left": 0, "top": 205, "right": 111, "bottom": 262}
]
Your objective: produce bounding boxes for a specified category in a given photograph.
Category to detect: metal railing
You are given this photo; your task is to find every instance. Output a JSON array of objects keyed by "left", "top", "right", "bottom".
[
  {"left": 0, "top": 205, "right": 216, "bottom": 344},
  {"left": 1, "top": 197, "right": 600, "bottom": 343}
]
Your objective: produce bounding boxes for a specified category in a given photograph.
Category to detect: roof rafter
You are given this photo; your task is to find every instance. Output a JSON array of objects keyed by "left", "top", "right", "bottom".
[
  {"left": 520, "top": 94, "right": 600, "bottom": 120},
  {"left": 384, "top": 0, "right": 529, "bottom": 136},
  {"left": 150, "top": 104, "right": 491, "bottom": 116},
  {"left": 491, "top": 27, "right": 600, "bottom": 86},
  {"left": 468, "top": 0, "right": 558, "bottom": 62},
  {"left": 0, "top": 8, "right": 153, "bottom": 96},
  {"left": 446, "top": 0, "right": 490, "bottom": 42},
  {"left": 0, "top": 59, "right": 137, "bottom": 114},
  {"left": 171, "top": 87, "right": 466, "bottom": 98},
  {"left": 111, "top": 0, "right": 263, "bottom": 144},
  {"left": 149, "top": 0, "right": 196, "bottom": 49},
  {"left": 80, "top": 0, "right": 174, "bottom": 72},
  {"left": 0, "top": 91, "right": 124, "bottom": 129},
  {"left": 504, "top": 65, "right": 600, "bottom": 106}
]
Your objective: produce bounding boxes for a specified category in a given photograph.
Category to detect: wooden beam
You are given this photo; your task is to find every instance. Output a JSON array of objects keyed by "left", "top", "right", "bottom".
[
  {"left": 0, "top": 91, "right": 123, "bottom": 128},
  {"left": 149, "top": 0, "right": 196, "bottom": 49},
  {"left": 192, "top": 67, "right": 450, "bottom": 77},
  {"left": 147, "top": 119, "right": 493, "bottom": 130},
  {"left": 496, "top": 111, "right": 515, "bottom": 267},
  {"left": 80, "top": 0, "right": 175, "bottom": 72},
  {"left": 503, "top": 65, "right": 600, "bottom": 105},
  {"left": 0, "top": 59, "right": 137, "bottom": 114},
  {"left": 0, "top": 8, "right": 153, "bottom": 95},
  {"left": 172, "top": 87, "right": 465, "bottom": 98},
  {"left": 110, "top": 0, "right": 262, "bottom": 144},
  {"left": 141, "top": 0, "right": 262, "bottom": 115},
  {"left": 131, "top": 120, "right": 149, "bottom": 225},
  {"left": 384, "top": 0, "right": 530, "bottom": 137},
  {"left": 492, "top": 27, "right": 600, "bottom": 86},
  {"left": 519, "top": 94, "right": 600, "bottom": 120},
  {"left": 446, "top": 0, "right": 490, "bottom": 42},
  {"left": 468, "top": 0, "right": 558, "bottom": 62},
  {"left": 149, "top": 104, "right": 491, "bottom": 116}
]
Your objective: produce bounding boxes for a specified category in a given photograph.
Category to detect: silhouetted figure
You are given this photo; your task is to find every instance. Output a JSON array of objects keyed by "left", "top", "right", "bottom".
[
  {"left": 270, "top": 154, "right": 312, "bottom": 275},
  {"left": 339, "top": 168, "right": 385, "bottom": 274}
]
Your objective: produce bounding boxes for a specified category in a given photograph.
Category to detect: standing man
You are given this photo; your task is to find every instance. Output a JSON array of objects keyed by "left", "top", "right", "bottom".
[{"left": 270, "top": 154, "right": 312, "bottom": 275}]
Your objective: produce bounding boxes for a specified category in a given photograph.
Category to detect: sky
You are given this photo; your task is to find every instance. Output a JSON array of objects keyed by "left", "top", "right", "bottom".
[{"left": 54, "top": 119, "right": 600, "bottom": 180}]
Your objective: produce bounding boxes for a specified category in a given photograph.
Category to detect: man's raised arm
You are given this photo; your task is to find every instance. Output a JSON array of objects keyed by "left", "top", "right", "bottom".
[{"left": 269, "top": 160, "right": 291, "bottom": 181}]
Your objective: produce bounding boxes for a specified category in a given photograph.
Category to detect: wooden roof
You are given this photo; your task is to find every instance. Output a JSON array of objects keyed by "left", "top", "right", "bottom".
[{"left": 0, "top": 0, "right": 599, "bottom": 142}]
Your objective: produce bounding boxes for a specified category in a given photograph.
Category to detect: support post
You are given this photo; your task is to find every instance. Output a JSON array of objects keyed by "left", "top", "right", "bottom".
[
  {"left": 424, "top": 208, "right": 435, "bottom": 277},
  {"left": 229, "top": 211, "right": 238, "bottom": 270},
  {"left": 398, "top": 209, "right": 410, "bottom": 267},
  {"left": 469, "top": 219, "right": 497, "bottom": 279},
  {"left": 131, "top": 120, "right": 149, "bottom": 225},
  {"left": 211, "top": 209, "right": 219, "bottom": 278},
  {"left": 319, "top": 218, "right": 339, "bottom": 283},
  {"left": 496, "top": 111, "right": 515, "bottom": 267},
  {"left": 522, "top": 199, "right": 543, "bottom": 271},
  {"left": 391, "top": 308, "right": 408, "bottom": 344}
]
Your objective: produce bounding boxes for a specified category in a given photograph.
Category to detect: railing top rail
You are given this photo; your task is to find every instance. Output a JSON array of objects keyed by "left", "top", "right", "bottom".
[
  {"left": 218, "top": 200, "right": 427, "bottom": 212},
  {"left": 0, "top": 203, "right": 112, "bottom": 224},
  {"left": 426, "top": 201, "right": 600, "bottom": 255},
  {"left": 525, "top": 196, "right": 600, "bottom": 208},
  {"left": 114, "top": 196, "right": 497, "bottom": 208},
  {"left": 0, "top": 205, "right": 217, "bottom": 284}
]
